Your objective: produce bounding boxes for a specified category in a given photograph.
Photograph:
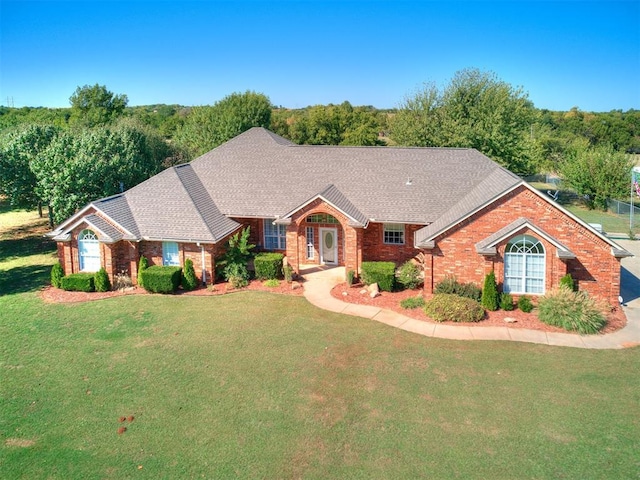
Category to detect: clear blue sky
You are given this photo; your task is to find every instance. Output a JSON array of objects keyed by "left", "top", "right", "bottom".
[{"left": 1, "top": 1, "right": 639, "bottom": 112}]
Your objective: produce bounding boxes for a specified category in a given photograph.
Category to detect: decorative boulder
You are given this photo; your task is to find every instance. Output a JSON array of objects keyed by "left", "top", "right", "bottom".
[{"left": 368, "top": 283, "right": 380, "bottom": 298}]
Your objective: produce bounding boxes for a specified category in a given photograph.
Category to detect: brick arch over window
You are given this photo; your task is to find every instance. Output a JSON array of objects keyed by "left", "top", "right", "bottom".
[{"left": 503, "top": 234, "right": 545, "bottom": 295}]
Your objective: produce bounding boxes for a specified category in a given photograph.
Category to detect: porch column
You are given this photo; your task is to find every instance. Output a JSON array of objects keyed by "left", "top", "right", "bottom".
[
  {"left": 422, "top": 249, "right": 434, "bottom": 296},
  {"left": 344, "top": 225, "right": 361, "bottom": 276},
  {"left": 286, "top": 224, "right": 300, "bottom": 274}
]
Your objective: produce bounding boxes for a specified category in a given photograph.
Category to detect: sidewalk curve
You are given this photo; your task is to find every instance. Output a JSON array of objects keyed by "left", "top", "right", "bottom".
[{"left": 301, "top": 264, "right": 640, "bottom": 350}]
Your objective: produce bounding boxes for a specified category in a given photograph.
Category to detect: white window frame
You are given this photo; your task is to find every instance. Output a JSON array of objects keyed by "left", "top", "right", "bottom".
[
  {"left": 306, "top": 226, "right": 315, "bottom": 259},
  {"left": 263, "top": 219, "right": 286, "bottom": 250},
  {"left": 78, "top": 229, "right": 100, "bottom": 272},
  {"left": 162, "top": 241, "right": 180, "bottom": 266},
  {"left": 383, "top": 223, "right": 405, "bottom": 245},
  {"left": 504, "top": 235, "right": 545, "bottom": 295}
]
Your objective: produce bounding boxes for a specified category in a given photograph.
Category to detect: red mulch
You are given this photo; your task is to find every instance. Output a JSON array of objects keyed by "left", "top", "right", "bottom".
[
  {"left": 330, "top": 282, "right": 627, "bottom": 335},
  {"left": 40, "top": 279, "right": 304, "bottom": 304}
]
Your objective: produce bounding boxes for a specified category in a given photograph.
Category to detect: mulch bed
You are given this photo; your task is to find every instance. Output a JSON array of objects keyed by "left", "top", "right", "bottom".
[
  {"left": 331, "top": 282, "right": 627, "bottom": 335},
  {"left": 40, "top": 279, "right": 305, "bottom": 304}
]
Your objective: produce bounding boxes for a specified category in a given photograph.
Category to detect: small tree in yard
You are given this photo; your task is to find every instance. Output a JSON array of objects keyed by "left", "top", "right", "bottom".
[
  {"left": 219, "top": 227, "right": 255, "bottom": 284},
  {"left": 482, "top": 270, "right": 499, "bottom": 311}
]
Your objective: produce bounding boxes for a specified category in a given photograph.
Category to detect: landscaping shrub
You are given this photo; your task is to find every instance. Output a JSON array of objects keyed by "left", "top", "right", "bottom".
[
  {"left": 538, "top": 288, "right": 607, "bottom": 334},
  {"left": 140, "top": 266, "right": 182, "bottom": 293},
  {"left": 361, "top": 261, "right": 396, "bottom": 292},
  {"left": 500, "top": 292, "right": 514, "bottom": 311},
  {"left": 50, "top": 262, "right": 64, "bottom": 288},
  {"left": 397, "top": 261, "right": 422, "bottom": 290},
  {"left": 481, "top": 271, "right": 499, "bottom": 311},
  {"left": 283, "top": 265, "right": 294, "bottom": 283},
  {"left": 264, "top": 279, "right": 280, "bottom": 288},
  {"left": 182, "top": 258, "right": 198, "bottom": 291},
  {"left": 254, "top": 253, "right": 284, "bottom": 280},
  {"left": 225, "top": 263, "right": 249, "bottom": 288},
  {"left": 137, "top": 256, "right": 148, "bottom": 288},
  {"left": 400, "top": 296, "right": 425, "bottom": 309},
  {"left": 434, "top": 276, "right": 482, "bottom": 301},
  {"left": 94, "top": 268, "right": 111, "bottom": 292},
  {"left": 346, "top": 269, "right": 355, "bottom": 287},
  {"left": 424, "top": 294, "right": 485, "bottom": 323},
  {"left": 518, "top": 296, "right": 534, "bottom": 313},
  {"left": 559, "top": 273, "right": 575, "bottom": 291},
  {"left": 60, "top": 273, "right": 95, "bottom": 292}
]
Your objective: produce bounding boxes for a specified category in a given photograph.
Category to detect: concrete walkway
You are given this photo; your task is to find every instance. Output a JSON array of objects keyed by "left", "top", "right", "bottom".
[{"left": 301, "top": 244, "right": 640, "bottom": 349}]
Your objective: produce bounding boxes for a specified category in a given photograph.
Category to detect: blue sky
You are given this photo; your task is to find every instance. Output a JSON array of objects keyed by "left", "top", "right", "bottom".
[{"left": 1, "top": 1, "right": 639, "bottom": 111}]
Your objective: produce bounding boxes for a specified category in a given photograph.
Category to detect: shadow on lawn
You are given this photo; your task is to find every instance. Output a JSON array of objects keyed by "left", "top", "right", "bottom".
[{"left": 0, "top": 263, "right": 53, "bottom": 295}]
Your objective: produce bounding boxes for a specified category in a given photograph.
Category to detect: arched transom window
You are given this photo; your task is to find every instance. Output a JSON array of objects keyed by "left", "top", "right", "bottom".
[
  {"left": 78, "top": 229, "right": 100, "bottom": 272},
  {"left": 504, "top": 235, "right": 545, "bottom": 295}
]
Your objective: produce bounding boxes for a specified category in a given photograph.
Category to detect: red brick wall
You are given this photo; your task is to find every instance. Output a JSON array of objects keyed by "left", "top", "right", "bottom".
[
  {"left": 139, "top": 241, "right": 218, "bottom": 285},
  {"left": 362, "top": 223, "right": 423, "bottom": 265},
  {"left": 423, "top": 185, "right": 622, "bottom": 304}
]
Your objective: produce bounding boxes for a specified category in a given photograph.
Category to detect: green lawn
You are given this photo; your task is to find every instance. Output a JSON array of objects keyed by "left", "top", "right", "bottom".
[{"left": 1, "top": 202, "right": 640, "bottom": 479}]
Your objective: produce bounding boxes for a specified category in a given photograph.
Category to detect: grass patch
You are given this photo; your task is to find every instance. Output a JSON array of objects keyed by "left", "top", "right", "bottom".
[
  {"left": 1, "top": 198, "right": 639, "bottom": 478},
  {"left": 564, "top": 204, "right": 637, "bottom": 236}
]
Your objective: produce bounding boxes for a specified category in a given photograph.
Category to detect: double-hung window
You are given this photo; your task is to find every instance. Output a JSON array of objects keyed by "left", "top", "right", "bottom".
[
  {"left": 264, "top": 220, "right": 286, "bottom": 250},
  {"left": 383, "top": 223, "right": 405, "bottom": 245},
  {"left": 306, "top": 226, "right": 315, "bottom": 259}
]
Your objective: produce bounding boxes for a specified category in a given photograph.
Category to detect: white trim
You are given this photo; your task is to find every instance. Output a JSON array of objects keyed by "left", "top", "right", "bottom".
[
  {"left": 504, "top": 235, "right": 546, "bottom": 295},
  {"left": 383, "top": 223, "right": 405, "bottom": 245},
  {"left": 319, "top": 227, "right": 338, "bottom": 265},
  {"left": 263, "top": 219, "right": 286, "bottom": 250},
  {"left": 306, "top": 226, "right": 315, "bottom": 260},
  {"left": 482, "top": 220, "right": 574, "bottom": 258}
]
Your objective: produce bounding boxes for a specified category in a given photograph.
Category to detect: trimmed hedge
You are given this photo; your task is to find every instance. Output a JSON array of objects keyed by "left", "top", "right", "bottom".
[
  {"left": 95, "top": 268, "right": 111, "bottom": 292},
  {"left": 140, "top": 266, "right": 182, "bottom": 293},
  {"left": 254, "top": 253, "right": 284, "bottom": 280},
  {"left": 424, "top": 293, "right": 485, "bottom": 323},
  {"left": 361, "top": 261, "right": 396, "bottom": 292},
  {"left": 51, "top": 262, "right": 64, "bottom": 288},
  {"left": 61, "top": 273, "right": 96, "bottom": 292},
  {"left": 182, "top": 258, "right": 198, "bottom": 291}
]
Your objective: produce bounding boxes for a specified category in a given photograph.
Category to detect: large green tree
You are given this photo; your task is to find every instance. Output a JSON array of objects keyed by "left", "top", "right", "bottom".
[
  {"left": 559, "top": 142, "right": 634, "bottom": 210},
  {"left": 69, "top": 84, "right": 128, "bottom": 128},
  {"left": 175, "top": 91, "right": 272, "bottom": 157},
  {"left": 0, "top": 124, "right": 60, "bottom": 212},
  {"left": 32, "top": 120, "right": 177, "bottom": 224},
  {"left": 391, "top": 69, "right": 537, "bottom": 175}
]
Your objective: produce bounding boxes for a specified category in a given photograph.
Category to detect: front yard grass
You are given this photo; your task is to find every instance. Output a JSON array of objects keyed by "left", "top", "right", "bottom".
[{"left": 1, "top": 200, "right": 639, "bottom": 479}]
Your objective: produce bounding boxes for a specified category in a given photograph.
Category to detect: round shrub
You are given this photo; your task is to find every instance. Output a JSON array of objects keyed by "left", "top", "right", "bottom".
[
  {"left": 500, "top": 292, "right": 514, "bottom": 311},
  {"left": 182, "top": 258, "right": 198, "bottom": 291},
  {"left": 94, "top": 267, "right": 111, "bottom": 292},
  {"left": 538, "top": 288, "right": 607, "bottom": 334},
  {"left": 397, "top": 261, "right": 422, "bottom": 290},
  {"left": 424, "top": 294, "right": 485, "bottom": 323},
  {"left": 51, "top": 261, "right": 64, "bottom": 288},
  {"left": 434, "top": 276, "right": 481, "bottom": 301},
  {"left": 361, "top": 261, "right": 396, "bottom": 292},
  {"left": 517, "top": 296, "right": 534, "bottom": 313},
  {"left": 254, "top": 253, "right": 284, "bottom": 280}
]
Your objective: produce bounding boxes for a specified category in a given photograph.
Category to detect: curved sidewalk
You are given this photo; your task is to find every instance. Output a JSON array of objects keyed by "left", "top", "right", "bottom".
[{"left": 301, "top": 266, "right": 640, "bottom": 350}]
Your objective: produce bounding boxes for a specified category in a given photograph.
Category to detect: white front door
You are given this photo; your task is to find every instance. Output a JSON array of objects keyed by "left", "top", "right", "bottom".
[{"left": 320, "top": 228, "right": 338, "bottom": 265}]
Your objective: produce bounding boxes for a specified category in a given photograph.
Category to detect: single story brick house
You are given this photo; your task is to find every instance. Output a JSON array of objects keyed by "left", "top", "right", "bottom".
[{"left": 49, "top": 127, "right": 630, "bottom": 304}]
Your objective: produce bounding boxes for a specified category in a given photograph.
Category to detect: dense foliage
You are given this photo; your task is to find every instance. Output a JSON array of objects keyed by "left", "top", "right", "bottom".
[
  {"left": 424, "top": 293, "right": 486, "bottom": 322},
  {"left": 60, "top": 273, "right": 96, "bottom": 292},
  {"left": 140, "top": 266, "right": 182, "bottom": 294},
  {"left": 538, "top": 288, "right": 607, "bottom": 334},
  {"left": 254, "top": 253, "right": 284, "bottom": 280},
  {"left": 517, "top": 296, "right": 534, "bottom": 313},
  {"left": 434, "top": 276, "right": 482, "bottom": 301},
  {"left": 94, "top": 267, "right": 111, "bottom": 292},
  {"left": 50, "top": 262, "right": 64, "bottom": 288},
  {"left": 360, "top": 261, "right": 396, "bottom": 292},
  {"left": 182, "top": 258, "right": 198, "bottom": 291},
  {"left": 481, "top": 271, "right": 499, "bottom": 311},
  {"left": 396, "top": 261, "right": 422, "bottom": 290}
]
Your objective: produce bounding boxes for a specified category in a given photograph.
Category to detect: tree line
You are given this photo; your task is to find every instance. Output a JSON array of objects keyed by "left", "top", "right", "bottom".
[{"left": 1, "top": 72, "right": 638, "bottom": 227}]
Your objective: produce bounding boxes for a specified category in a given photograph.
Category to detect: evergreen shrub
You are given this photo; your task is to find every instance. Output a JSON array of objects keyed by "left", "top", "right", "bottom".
[
  {"left": 141, "top": 266, "right": 182, "bottom": 293},
  {"left": 424, "top": 294, "right": 485, "bottom": 323},
  {"left": 182, "top": 258, "right": 198, "bottom": 291},
  {"left": 61, "top": 273, "right": 96, "bottom": 292},
  {"left": 481, "top": 271, "right": 499, "bottom": 311},
  {"left": 361, "top": 261, "right": 396, "bottom": 292},
  {"left": 51, "top": 262, "right": 64, "bottom": 288},
  {"left": 254, "top": 253, "right": 284, "bottom": 280},
  {"left": 94, "top": 268, "right": 111, "bottom": 292}
]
